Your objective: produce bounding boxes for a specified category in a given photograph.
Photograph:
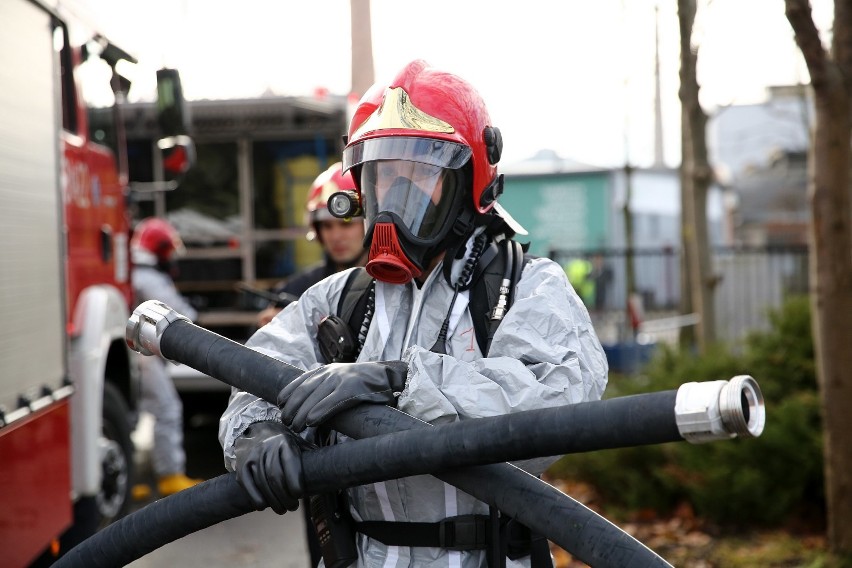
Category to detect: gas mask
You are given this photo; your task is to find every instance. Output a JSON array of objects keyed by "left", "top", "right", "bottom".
[
  {"left": 358, "top": 161, "right": 470, "bottom": 284},
  {"left": 337, "top": 137, "right": 475, "bottom": 284}
]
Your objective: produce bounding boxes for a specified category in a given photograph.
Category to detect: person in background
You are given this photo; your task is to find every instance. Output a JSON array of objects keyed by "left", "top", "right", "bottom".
[
  {"left": 221, "top": 60, "right": 608, "bottom": 567},
  {"left": 564, "top": 257, "right": 596, "bottom": 308},
  {"left": 590, "top": 253, "right": 612, "bottom": 313},
  {"left": 130, "top": 217, "right": 202, "bottom": 497},
  {"left": 256, "top": 162, "right": 367, "bottom": 327}
]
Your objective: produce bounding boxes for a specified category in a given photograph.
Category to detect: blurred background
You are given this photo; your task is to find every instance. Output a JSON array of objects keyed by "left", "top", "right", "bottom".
[
  {"left": 62, "top": 0, "right": 832, "bottom": 354},
  {"left": 21, "top": 1, "right": 847, "bottom": 566}
]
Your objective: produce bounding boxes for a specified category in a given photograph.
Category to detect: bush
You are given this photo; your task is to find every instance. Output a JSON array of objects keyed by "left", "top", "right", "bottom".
[
  {"left": 675, "top": 390, "right": 823, "bottom": 524},
  {"left": 743, "top": 295, "right": 816, "bottom": 402},
  {"left": 549, "top": 296, "right": 824, "bottom": 527}
]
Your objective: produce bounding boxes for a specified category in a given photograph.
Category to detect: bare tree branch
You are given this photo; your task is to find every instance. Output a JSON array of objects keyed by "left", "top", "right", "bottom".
[{"left": 785, "top": 0, "right": 829, "bottom": 88}]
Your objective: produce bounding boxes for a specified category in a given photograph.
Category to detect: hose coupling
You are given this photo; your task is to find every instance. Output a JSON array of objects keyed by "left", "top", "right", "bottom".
[
  {"left": 126, "top": 300, "right": 191, "bottom": 358},
  {"left": 675, "top": 375, "right": 765, "bottom": 444}
]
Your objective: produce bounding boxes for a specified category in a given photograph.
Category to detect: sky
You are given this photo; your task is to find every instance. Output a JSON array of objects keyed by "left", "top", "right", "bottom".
[{"left": 57, "top": 0, "right": 834, "bottom": 169}]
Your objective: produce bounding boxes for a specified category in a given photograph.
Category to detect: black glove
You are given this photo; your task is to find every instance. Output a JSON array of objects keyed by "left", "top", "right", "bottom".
[
  {"left": 234, "top": 421, "right": 304, "bottom": 514},
  {"left": 277, "top": 361, "right": 408, "bottom": 432}
]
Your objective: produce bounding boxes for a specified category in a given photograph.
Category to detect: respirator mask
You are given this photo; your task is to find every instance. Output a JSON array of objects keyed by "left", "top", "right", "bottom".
[{"left": 341, "top": 137, "right": 473, "bottom": 284}]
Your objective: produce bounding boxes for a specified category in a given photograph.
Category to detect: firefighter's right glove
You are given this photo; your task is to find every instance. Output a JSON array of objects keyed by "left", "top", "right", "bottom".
[
  {"left": 277, "top": 361, "right": 408, "bottom": 432},
  {"left": 234, "top": 421, "right": 304, "bottom": 514}
]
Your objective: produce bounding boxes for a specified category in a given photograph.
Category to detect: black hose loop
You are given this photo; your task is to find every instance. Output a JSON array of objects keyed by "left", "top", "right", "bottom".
[
  {"left": 59, "top": 318, "right": 675, "bottom": 567},
  {"left": 155, "top": 319, "right": 673, "bottom": 567},
  {"left": 56, "top": 474, "right": 253, "bottom": 568}
]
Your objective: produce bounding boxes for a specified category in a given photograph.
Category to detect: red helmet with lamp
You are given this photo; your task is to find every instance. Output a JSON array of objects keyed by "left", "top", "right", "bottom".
[
  {"left": 337, "top": 60, "right": 506, "bottom": 285},
  {"left": 306, "top": 162, "right": 359, "bottom": 241}
]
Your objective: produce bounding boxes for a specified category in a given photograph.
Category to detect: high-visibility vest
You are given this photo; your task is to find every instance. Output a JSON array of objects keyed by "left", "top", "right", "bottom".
[{"left": 564, "top": 259, "right": 595, "bottom": 306}]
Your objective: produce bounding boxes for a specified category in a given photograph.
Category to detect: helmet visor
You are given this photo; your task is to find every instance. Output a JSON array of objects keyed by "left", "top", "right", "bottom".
[
  {"left": 343, "top": 136, "right": 472, "bottom": 172},
  {"left": 360, "top": 160, "right": 464, "bottom": 242}
]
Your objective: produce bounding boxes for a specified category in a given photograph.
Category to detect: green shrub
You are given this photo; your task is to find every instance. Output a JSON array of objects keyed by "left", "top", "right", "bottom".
[
  {"left": 743, "top": 295, "right": 816, "bottom": 402},
  {"left": 549, "top": 444, "right": 678, "bottom": 517},
  {"left": 549, "top": 296, "right": 824, "bottom": 527},
  {"left": 674, "top": 390, "right": 823, "bottom": 524}
]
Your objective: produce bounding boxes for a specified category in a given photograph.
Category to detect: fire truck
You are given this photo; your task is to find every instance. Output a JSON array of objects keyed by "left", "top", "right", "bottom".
[{"left": 0, "top": 1, "right": 192, "bottom": 566}]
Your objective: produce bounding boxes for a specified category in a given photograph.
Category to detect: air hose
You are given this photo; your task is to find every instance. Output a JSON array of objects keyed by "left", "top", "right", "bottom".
[{"left": 55, "top": 301, "right": 764, "bottom": 567}]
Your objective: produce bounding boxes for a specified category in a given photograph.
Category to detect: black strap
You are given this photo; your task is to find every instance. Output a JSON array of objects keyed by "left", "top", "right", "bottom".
[
  {"left": 466, "top": 239, "right": 500, "bottom": 292},
  {"left": 338, "top": 268, "right": 374, "bottom": 324},
  {"left": 468, "top": 239, "right": 532, "bottom": 356},
  {"left": 355, "top": 515, "right": 490, "bottom": 551},
  {"left": 529, "top": 534, "right": 554, "bottom": 568},
  {"left": 507, "top": 241, "right": 524, "bottom": 309},
  {"left": 487, "top": 506, "right": 505, "bottom": 568},
  {"left": 337, "top": 241, "right": 531, "bottom": 358},
  {"left": 467, "top": 240, "right": 508, "bottom": 356},
  {"left": 503, "top": 519, "right": 553, "bottom": 567},
  {"left": 355, "top": 516, "right": 552, "bottom": 567}
]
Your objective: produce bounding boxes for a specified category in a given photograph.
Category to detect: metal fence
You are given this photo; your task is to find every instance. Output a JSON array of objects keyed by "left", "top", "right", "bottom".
[{"left": 550, "top": 245, "right": 809, "bottom": 346}]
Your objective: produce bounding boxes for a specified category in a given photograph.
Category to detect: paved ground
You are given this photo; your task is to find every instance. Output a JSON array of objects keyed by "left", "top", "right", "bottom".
[{"left": 127, "top": 397, "right": 311, "bottom": 568}]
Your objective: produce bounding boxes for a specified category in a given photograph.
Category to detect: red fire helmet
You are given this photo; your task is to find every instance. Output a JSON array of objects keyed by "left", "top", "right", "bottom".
[
  {"left": 131, "top": 217, "right": 185, "bottom": 262},
  {"left": 343, "top": 60, "right": 502, "bottom": 215},
  {"left": 306, "top": 162, "right": 359, "bottom": 224}
]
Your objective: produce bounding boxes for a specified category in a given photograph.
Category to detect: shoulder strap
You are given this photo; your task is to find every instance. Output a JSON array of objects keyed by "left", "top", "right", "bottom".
[
  {"left": 336, "top": 268, "right": 375, "bottom": 360},
  {"left": 469, "top": 239, "right": 530, "bottom": 356},
  {"left": 336, "top": 246, "right": 530, "bottom": 359},
  {"left": 338, "top": 268, "right": 373, "bottom": 322}
]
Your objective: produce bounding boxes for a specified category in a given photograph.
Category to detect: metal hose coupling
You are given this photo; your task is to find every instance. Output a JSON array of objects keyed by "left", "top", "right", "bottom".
[
  {"left": 126, "top": 300, "right": 192, "bottom": 359},
  {"left": 675, "top": 375, "right": 766, "bottom": 443}
]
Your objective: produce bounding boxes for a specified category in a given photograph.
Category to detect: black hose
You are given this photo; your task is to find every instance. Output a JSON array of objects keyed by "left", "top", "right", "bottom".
[
  {"left": 156, "top": 319, "right": 681, "bottom": 452},
  {"left": 59, "top": 399, "right": 678, "bottom": 567},
  {"left": 161, "top": 319, "right": 673, "bottom": 566},
  {"left": 57, "top": 475, "right": 253, "bottom": 568},
  {"left": 59, "top": 319, "right": 673, "bottom": 567},
  {"left": 300, "top": 391, "right": 681, "bottom": 493},
  {"left": 159, "top": 319, "right": 297, "bottom": 402}
]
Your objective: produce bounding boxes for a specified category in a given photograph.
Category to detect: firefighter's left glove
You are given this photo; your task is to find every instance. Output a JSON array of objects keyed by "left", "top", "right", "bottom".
[
  {"left": 278, "top": 361, "right": 408, "bottom": 432},
  {"left": 234, "top": 421, "right": 304, "bottom": 515}
]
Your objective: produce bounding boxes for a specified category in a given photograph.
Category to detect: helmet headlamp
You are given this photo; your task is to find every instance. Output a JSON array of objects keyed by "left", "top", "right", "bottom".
[{"left": 328, "top": 190, "right": 362, "bottom": 219}]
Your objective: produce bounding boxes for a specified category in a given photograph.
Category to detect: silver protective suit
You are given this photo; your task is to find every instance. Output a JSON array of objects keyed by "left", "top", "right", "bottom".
[
  {"left": 219, "top": 237, "right": 608, "bottom": 568},
  {"left": 132, "top": 249, "right": 197, "bottom": 476}
]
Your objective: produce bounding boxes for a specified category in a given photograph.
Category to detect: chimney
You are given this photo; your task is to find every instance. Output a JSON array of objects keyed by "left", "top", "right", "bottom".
[{"left": 653, "top": 4, "right": 665, "bottom": 167}]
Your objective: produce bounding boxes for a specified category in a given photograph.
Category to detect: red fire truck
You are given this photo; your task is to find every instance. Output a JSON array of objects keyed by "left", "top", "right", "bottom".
[{"left": 0, "top": 1, "right": 192, "bottom": 565}]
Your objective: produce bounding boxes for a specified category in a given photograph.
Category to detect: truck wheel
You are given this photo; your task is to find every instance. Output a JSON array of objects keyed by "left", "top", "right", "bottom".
[{"left": 97, "top": 382, "right": 134, "bottom": 527}]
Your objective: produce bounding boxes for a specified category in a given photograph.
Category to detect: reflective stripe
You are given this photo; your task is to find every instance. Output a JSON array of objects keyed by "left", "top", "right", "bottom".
[
  {"left": 402, "top": 272, "right": 433, "bottom": 353},
  {"left": 382, "top": 545, "right": 400, "bottom": 568},
  {"left": 374, "top": 481, "right": 396, "bottom": 521},
  {"left": 375, "top": 284, "right": 390, "bottom": 347},
  {"left": 447, "top": 290, "right": 469, "bottom": 339},
  {"left": 445, "top": 484, "right": 461, "bottom": 568}
]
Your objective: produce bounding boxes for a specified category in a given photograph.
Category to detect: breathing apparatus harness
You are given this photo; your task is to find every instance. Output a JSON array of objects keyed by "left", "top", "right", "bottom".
[
  {"left": 318, "top": 210, "right": 530, "bottom": 365},
  {"left": 313, "top": 212, "right": 545, "bottom": 568}
]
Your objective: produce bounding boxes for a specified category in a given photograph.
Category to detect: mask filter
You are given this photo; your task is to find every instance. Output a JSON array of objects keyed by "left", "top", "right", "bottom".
[{"left": 366, "top": 222, "right": 422, "bottom": 284}]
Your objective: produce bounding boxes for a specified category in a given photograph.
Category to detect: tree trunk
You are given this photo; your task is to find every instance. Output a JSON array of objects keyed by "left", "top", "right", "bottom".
[
  {"left": 786, "top": 0, "right": 852, "bottom": 554},
  {"left": 677, "top": 0, "right": 717, "bottom": 353},
  {"left": 623, "top": 164, "right": 638, "bottom": 340},
  {"left": 809, "top": 74, "right": 852, "bottom": 558},
  {"left": 678, "top": 149, "right": 695, "bottom": 349}
]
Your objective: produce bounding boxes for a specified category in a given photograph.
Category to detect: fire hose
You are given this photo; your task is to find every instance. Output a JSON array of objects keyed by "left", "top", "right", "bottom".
[{"left": 56, "top": 301, "right": 765, "bottom": 567}]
